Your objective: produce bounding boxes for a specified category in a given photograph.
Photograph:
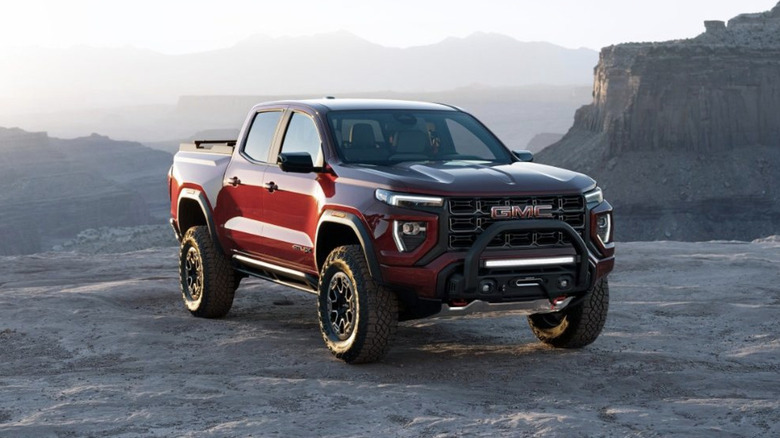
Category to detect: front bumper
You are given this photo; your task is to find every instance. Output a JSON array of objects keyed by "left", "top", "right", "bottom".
[
  {"left": 434, "top": 296, "right": 574, "bottom": 318},
  {"left": 448, "top": 220, "right": 591, "bottom": 302},
  {"left": 379, "top": 219, "right": 614, "bottom": 318}
]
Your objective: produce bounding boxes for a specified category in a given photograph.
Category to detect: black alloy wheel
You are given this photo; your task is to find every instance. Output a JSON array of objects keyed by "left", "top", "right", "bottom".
[
  {"left": 184, "top": 246, "right": 203, "bottom": 302},
  {"left": 327, "top": 272, "right": 357, "bottom": 340}
]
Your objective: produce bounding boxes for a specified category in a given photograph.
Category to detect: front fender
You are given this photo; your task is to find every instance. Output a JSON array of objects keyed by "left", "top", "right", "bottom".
[{"left": 316, "top": 210, "right": 383, "bottom": 284}]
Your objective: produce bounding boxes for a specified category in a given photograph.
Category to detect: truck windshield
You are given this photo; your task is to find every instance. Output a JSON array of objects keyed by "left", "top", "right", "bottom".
[{"left": 326, "top": 110, "right": 514, "bottom": 165}]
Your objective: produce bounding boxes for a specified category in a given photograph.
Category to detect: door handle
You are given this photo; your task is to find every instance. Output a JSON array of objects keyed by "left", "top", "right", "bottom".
[
  {"left": 228, "top": 176, "right": 241, "bottom": 187},
  {"left": 265, "top": 181, "right": 278, "bottom": 193}
]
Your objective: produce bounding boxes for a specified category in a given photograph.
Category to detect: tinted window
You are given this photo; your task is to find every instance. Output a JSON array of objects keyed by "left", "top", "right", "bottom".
[
  {"left": 326, "top": 110, "right": 512, "bottom": 165},
  {"left": 446, "top": 119, "right": 494, "bottom": 157},
  {"left": 280, "top": 113, "right": 322, "bottom": 164},
  {"left": 244, "top": 111, "right": 282, "bottom": 162}
]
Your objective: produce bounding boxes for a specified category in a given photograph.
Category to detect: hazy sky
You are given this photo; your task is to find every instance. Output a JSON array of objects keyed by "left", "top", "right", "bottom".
[{"left": 1, "top": 0, "right": 776, "bottom": 53}]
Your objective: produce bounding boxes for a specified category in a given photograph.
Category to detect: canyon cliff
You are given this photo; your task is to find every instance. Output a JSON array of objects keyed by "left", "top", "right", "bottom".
[
  {"left": 538, "top": 3, "right": 780, "bottom": 241},
  {"left": 0, "top": 128, "right": 172, "bottom": 255}
]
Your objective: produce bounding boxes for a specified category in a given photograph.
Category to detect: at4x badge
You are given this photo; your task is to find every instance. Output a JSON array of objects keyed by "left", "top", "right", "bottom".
[
  {"left": 490, "top": 205, "right": 554, "bottom": 219},
  {"left": 292, "top": 244, "right": 313, "bottom": 254}
]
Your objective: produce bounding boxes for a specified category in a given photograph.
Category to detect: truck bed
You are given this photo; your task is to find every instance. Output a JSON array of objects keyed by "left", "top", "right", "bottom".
[
  {"left": 178, "top": 139, "right": 237, "bottom": 155},
  {"left": 172, "top": 140, "right": 236, "bottom": 205}
]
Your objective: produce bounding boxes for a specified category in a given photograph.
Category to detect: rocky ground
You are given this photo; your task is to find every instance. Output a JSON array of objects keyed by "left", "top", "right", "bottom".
[
  {"left": 51, "top": 225, "right": 177, "bottom": 254},
  {"left": 0, "top": 239, "right": 778, "bottom": 437}
]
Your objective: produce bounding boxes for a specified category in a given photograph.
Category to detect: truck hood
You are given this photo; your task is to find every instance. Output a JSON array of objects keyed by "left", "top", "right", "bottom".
[{"left": 335, "top": 161, "right": 596, "bottom": 196}]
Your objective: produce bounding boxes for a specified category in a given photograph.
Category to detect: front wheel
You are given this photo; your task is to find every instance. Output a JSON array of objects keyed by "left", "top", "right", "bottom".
[
  {"left": 527, "top": 278, "right": 609, "bottom": 348},
  {"left": 317, "top": 245, "right": 398, "bottom": 364},
  {"left": 179, "top": 226, "right": 236, "bottom": 318}
]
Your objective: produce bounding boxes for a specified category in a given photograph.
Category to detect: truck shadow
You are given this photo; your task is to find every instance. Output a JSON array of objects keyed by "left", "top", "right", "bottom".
[{"left": 211, "top": 280, "right": 616, "bottom": 372}]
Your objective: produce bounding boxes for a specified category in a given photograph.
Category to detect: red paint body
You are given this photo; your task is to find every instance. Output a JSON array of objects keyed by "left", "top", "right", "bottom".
[{"left": 169, "top": 99, "right": 615, "bottom": 318}]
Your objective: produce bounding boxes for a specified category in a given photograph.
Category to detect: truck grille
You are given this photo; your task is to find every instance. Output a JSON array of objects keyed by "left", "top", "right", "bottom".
[{"left": 447, "top": 195, "right": 585, "bottom": 250}]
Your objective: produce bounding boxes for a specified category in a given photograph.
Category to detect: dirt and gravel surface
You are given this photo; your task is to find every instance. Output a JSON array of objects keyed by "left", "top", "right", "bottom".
[{"left": 1, "top": 240, "right": 778, "bottom": 437}]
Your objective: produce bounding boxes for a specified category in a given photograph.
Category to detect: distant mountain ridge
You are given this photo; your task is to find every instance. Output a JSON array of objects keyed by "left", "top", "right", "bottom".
[
  {"left": 0, "top": 127, "right": 172, "bottom": 255},
  {"left": 0, "top": 31, "right": 596, "bottom": 114}
]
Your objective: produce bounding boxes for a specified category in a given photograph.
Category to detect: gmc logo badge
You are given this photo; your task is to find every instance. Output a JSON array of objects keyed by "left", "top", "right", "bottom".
[{"left": 491, "top": 205, "right": 554, "bottom": 219}]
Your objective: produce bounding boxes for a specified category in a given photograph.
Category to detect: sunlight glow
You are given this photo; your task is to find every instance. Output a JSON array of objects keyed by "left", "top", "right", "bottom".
[{"left": 0, "top": 0, "right": 775, "bottom": 54}]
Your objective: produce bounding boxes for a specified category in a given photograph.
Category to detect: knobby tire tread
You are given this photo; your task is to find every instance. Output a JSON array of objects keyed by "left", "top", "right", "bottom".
[
  {"left": 319, "top": 245, "right": 398, "bottom": 364},
  {"left": 180, "top": 226, "right": 236, "bottom": 318},
  {"left": 529, "top": 278, "right": 609, "bottom": 348}
]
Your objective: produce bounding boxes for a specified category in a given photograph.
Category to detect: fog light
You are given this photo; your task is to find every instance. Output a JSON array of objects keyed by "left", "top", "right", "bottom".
[
  {"left": 478, "top": 279, "right": 496, "bottom": 294},
  {"left": 401, "top": 222, "right": 425, "bottom": 235},
  {"left": 557, "top": 275, "right": 573, "bottom": 290},
  {"left": 393, "top": 221, "right": 427, "bottom": 252},
  {"left": 596, "top": 213, "right": 612, "bottom": 244}
]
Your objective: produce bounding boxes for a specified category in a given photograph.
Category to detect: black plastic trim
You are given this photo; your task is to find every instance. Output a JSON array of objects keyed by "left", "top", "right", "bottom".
[
  {"left": 414, "top": 203, "right": 452, "bottom": 266},
  {"left": 232, "top": 257, "right": 318, "bottom": 293},
  {"left": 169, "top": 218, "right": 181, "bottom": 241},
  {"left": 462, "top": 220, "right": 590, "bottom": 293},
  {"left": 194, "top": 139, "right": 237, "bottom": 147},
  {"left": 178, "top": 190, "right": 224, "bottom": 255},
  {"left": 316, "top": 211, "right": 384, "bottom": 284},
  {"left": 586, "top": 200, "right": 614, "bottom": 257}
]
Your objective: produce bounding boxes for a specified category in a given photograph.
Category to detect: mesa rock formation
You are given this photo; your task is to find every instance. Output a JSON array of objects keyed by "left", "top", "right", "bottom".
[
  {"left": 538, "top": 3, "right": 780, "bottom": 241},
  {"left": 0, "top": 128, "right": 172, "bottom": 255}
]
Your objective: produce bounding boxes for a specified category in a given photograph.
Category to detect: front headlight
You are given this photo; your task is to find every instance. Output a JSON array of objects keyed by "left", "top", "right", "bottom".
[
  {"left": 375, "top": 189, "right": 443, "bottom": 208},
  {"left": 596, "top": 212, "right": 612, "bottom": 244},
  {"left": 585, "top": 187, "right": 603, "bottom": 205}
]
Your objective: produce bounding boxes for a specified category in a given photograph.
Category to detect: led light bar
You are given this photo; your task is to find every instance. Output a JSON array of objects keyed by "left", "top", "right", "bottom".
[{"left": 484, "top": 256, "right": 576, "bottom": 269}]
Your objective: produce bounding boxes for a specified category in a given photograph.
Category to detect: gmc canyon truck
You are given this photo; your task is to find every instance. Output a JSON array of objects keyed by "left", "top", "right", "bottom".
[{"left": 168, "top": 98, "right": 615, "bottom": 363}]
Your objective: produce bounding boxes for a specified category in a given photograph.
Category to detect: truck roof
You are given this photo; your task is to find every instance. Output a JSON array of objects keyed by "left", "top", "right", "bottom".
[{"left": 251, "top": 98, "right": 460, "bottom": 113}]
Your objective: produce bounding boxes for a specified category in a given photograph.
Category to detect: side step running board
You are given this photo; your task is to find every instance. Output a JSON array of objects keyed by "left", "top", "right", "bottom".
[{"left": 233, "top": 255, "right": 318, "bottom": 293}]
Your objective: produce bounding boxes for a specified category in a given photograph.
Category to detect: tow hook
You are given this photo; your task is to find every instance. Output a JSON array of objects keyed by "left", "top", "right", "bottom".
[{"left": 551, "top": 296, "right": 569, "bottom": 309}]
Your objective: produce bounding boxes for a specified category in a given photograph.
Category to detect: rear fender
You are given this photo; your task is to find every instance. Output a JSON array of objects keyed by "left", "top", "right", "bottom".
[{"left": 176, "top": 189, "right": 224, "bottom": 254}]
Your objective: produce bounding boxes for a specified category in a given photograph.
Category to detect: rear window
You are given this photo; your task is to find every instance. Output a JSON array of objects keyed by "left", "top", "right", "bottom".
[{"left": 243, "top": 111, "right": 283, "bottom": 162}]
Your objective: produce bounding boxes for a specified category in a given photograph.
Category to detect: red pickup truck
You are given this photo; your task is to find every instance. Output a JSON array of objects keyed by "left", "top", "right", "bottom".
[{"left": 168, "top": 98, "right": 615, "bottom": 363}]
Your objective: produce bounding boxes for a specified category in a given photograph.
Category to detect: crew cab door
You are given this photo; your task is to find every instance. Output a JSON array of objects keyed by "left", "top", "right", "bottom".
[
  {"left": 216, "top": 109, "right": 285, "bottom": 255},
  {"left": 260, "top": 110, "right": 326, "bottom": 274}
]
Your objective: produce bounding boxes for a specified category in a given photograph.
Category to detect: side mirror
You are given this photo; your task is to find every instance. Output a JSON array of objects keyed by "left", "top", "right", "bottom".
[
  {"left": 513, "top": 150, "right": 534, "bottom": 162},
  {"left": 278, "top": 152, "right": 315, "bottom": 173}
]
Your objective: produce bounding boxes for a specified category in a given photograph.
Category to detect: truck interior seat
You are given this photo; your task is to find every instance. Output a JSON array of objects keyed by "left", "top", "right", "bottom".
[
  {"left": 349, "top": 123, "right": 376, "bottom": 149},
  {"left": 393, "top": 130, "right": 429, "bottom": 154},
  {"left": 343, "top": 123, "right": 389, "bottom": 162}
]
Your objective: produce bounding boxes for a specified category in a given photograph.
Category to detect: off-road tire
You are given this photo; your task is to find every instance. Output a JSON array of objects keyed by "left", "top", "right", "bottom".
[
  {"left": 527, "top": 278, "right": 609, "bottom": 348},
  {"left": 179, "top": 226, "right": 236, "bottom": 318},
  {"left": 317, "top": 245, "right": 398, "bottom": 364}
]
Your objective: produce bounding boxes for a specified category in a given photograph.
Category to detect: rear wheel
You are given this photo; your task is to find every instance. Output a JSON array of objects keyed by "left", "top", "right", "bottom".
[
  {"left": 179, "top": 226, "right": 236, "bottom": 318},
  {"left": 317, "top": 245, "right": 398, "bottom": 363},
  {"left": 528, "top": 278, "right": 609, "bottom": 348}
]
